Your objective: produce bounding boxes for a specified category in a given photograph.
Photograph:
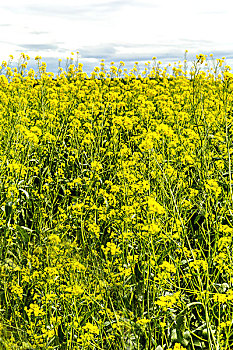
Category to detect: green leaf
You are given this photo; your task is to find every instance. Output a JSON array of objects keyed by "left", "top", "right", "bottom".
[
  {"left": 193, "top": 339, "right": 203, "bottom": 347},
  {"left": 171, "top": 328, "right": 177, "bottom": 342}
]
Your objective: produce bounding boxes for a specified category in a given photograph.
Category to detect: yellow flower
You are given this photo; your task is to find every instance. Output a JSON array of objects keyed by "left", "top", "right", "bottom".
[
  {"left": 30, "top": 126, "right": 42, "bottom": 137},
  {"left": 205, "top": 179, "right": 221, "bottom": 197},
  {"left": 218, "top": 236, "right": 232, "bottom": 250},
  {"left": 136, "top": 318, "right": 151, "bottom": 326},
  {"left": 91, "top": 161, "right": 102, "bottom": 172},
  {"left": 213, "top": 293, "right": 228, "bottom": 303},
  {"left": 190, "top": 259, "right": 208, "bottom": 272},
  {"left": 147, "top": 197, "right": 166, "bottom": 215},
  {"left": 82, "top": 322, "right": 99, "bottom": 335},
  {"left": 48, "top": 234, "right": 61, "bottom": 245},
  {"left": 168, "top": 344, "right": 187, "bottom": 350},
  {"left": 196, "top": 54, "right": 207, "bottom": 64},
  {"left": 155, "top": 292, "right": 181, "bottom": 311},
  {"left": 102, "top": 242, "right": 121, "bottom": 256},
  {"left": 160, "top": 261, "right": 176, "bottom": 273},
  {"left": 11, "top": 284, "right": 24, "bottom": 299},
  {"left": 160, "top": 321, "right": 166, "bottom": 328}
]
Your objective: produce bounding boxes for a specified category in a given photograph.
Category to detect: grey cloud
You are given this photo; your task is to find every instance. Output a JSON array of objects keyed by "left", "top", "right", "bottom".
[
  {"left": 78, "top": 42, "right": 186, "bottom": 62},
  {"left": 204, "top": 50, "right": 233, "bottom": 60},
  {"left": 17, "top": 43, "right": 63, "bottom": 51},
  {"left": 78, "top": 43, "right": 233, "bottom": 74},
  {"left": 112, "top": 53, "right": 184, "bottom": 63},
  {"left": 3, "top": 1, "right": 125, "bottom": 19},
  {"left": 178, "top": 40, "right": 233, "bottom": 60},
  {"left": 179, "top": 38, "right": 214, "bottom": 47},
  {"left": 80, "top": 44, "right": 117, "bottom": 59}
]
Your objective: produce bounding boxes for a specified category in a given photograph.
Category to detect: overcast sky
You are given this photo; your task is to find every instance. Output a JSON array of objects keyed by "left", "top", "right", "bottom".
[{"left": 0, "top": 0, "right": 233, "bottom": 75}]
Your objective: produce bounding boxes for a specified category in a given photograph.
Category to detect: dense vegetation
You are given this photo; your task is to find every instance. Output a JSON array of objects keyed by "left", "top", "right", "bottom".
[{"left": 0, "top": 53, "right": 233, "bottom": 349}]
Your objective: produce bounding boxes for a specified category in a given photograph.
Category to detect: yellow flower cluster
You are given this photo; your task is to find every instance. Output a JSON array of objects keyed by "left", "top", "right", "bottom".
[
  {"left": 0, "top": 53, "right": 233, "bottom": 349},
  {"left": 155, "top": 291, "right": 181, "bottom": 311}
]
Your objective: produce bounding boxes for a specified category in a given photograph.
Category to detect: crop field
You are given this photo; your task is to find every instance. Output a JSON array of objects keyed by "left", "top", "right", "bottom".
[{"left": 0, "top": 53, "right": 233, "bottom": 349}]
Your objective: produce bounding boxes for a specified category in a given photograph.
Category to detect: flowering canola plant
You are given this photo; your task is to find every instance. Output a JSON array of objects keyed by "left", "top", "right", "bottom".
[{"left": 0, "top": 52, "right": 233, "bottom": 349}]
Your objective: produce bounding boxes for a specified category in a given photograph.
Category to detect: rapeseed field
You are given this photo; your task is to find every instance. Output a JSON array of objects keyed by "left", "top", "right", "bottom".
[{"left": 0, "top": 52, "right": 233, "bottom": 349}]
